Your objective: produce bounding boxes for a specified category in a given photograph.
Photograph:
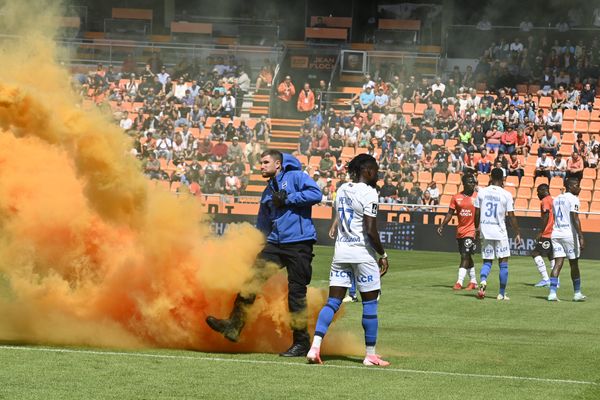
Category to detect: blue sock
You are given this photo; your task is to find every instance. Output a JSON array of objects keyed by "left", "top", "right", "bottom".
[
  {"left": 573, "top": 278, "right": 581, "bottom": 293},
  {"left": 480, "top": 260, "right": 492, "bottom": 282},
  {"left": 349, "top": 273, "right": 357, "bottom": 297},
  {"left": 499, "top": 261, "right": 508, "bottom": 296},
  {"left": 362, "top": 299, "right": 379, "bottom": 347},
  {"left": 314, "top": 297, "right": 342, "bottom": 338},
  {"left": 550, "top": 277, "right": 559, "bottom": 294}
]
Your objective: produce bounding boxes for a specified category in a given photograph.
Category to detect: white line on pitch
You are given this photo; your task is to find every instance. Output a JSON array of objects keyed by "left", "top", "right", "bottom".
[{"left": 0, "top": 345, "right": 597, "bottom": 386}]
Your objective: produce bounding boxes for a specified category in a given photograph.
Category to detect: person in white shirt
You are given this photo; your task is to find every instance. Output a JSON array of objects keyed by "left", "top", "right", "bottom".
[
  {"left": 535, "top": 153, "right": 553, "bottom": 180},
  {"left": 157, "top": 66, "right": 171, "bottom": 88},
  {"left": 509, "top": 38, "right": 524, "bottom": 53},
  {"left": 548, "top": 178, "right": 586, "bottom": 301},
  {"left": 173, "top": 77, "right": 188, "bottom": 101},
  {"left": 221, "top": 92, "right": 236, "bottom": 118},
  {"left": 431, "top": 77, "right": 446, "bottom": 96},
  {"left": 474, "top": 168, "right": 521, "bottom": 300},
  {"left": 551, "top": 154, "right": 567, "bottom": 178},
  {"left": 307, "top": 154, "right": 390, "bottom": 367},
  {"left": 119, "top": 111, "right": 133, "bottom": 131}
]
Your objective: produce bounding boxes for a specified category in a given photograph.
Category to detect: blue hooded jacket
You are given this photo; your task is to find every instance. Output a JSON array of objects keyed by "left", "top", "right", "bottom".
[{"left": 256, "top": 153, "right": 322, "bottom": 244}]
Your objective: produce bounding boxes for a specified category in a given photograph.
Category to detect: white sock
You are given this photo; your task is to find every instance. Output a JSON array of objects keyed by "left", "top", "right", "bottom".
[
  {"left": 311, "top": 336, "right": 322, "bottom": 349},
  {"left": 468, "top": 267, "right": 477, "bottom": 283},
  {"left": 533, "top": 256, "right": 549, "bottom": 280},
  {"left": 366, "top": 345, "right": 376, "bottom": 356},
  {"left": 457, "top": 267, "right": 467, "bottom": 284}
]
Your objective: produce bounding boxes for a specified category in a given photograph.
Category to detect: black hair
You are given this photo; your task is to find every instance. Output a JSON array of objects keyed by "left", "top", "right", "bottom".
[
  {"left": 491, "top": 168, "right": 504, "bottom": 182},
  {"left": 260, "top": 149, "right": 283, "bottom": 164},
  {"left": 565, "top": 177, "right": 580, "bottom": 189},
  {"left": 537, "top": 183, "right": 550, "bottom": 192},
  {"left": 347, "top": 154, "right": 378, "bottom": 181},
  {"left": 462, "top": 173, "right": 476, "bottom": 184}
]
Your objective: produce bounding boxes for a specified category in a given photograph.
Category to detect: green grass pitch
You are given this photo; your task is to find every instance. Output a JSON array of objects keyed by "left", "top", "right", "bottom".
[{"left": 1, "top": 247, "right": 599, "bottom": 400}]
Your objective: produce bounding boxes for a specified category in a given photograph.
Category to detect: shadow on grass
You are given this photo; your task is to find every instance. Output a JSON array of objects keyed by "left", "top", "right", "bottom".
[{"left": 321, "top": 355, "right": 363, "bottom": 364}]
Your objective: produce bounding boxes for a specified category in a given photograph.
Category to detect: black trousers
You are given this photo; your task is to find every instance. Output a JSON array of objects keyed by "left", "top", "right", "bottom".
[{"left": 258, "top": 241, "right": 313, "bottom": 318}]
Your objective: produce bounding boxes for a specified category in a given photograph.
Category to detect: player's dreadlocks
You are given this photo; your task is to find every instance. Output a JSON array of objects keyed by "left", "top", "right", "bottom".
[{"left": 347, "top": 153, "right": 378, "bottom": 182}]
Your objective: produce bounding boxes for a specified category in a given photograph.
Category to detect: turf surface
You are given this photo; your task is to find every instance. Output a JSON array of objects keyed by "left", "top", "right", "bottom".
[{"left": 1, "top": 247, "right": 599, "bottom": 400}]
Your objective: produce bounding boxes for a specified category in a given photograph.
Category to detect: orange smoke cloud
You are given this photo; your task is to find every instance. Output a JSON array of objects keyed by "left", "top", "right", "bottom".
[{"left": 0, "top": 3, "right": 362, "bottom": 355}]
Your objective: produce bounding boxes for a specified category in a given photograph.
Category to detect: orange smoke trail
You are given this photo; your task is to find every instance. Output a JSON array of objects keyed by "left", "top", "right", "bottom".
[{"left": 0, "top": 3, "right": 363, "bottom": 355}]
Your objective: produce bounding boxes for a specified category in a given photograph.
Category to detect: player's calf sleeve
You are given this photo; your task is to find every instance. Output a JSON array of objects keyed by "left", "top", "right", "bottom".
[
  {"left": 314, "top": 297, "right": 342, "bottom": 338},
  {"left": 572, "top": 278, "right": 581, "bottom": 293},
  {"left": 550, "top": 277, "right": 559, "bottom": 293},
  {"left": 499, "top": 262, "right": 508, "bottom": 296},
  {"left": 480, "top": 260, "right": 492, "bottom": 282},
  {"left": 457, "top": 267, "right": 467, "bottom": 284},
  {"left": 468, "top": 267, "right": 477, "bottom": 283},
  {"left": 362, "top": 299, "right": 379, "bottom": 347},
  {"left": 533, "top": 256, "right": 549, "bottom": 280}
]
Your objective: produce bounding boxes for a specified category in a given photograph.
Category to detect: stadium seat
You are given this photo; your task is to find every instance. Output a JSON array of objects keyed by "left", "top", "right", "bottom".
[
  {"left": 431, "top": 138, "right": 444, "bottom": 148},
  {"left": 592, "top": 191, "right": 600, "bottom": 202},
  {"left": 444, "top": 184, "right": 458, "bottom": 195},
  {"left": 520, "top": 176, "right": 534, "bottom": 188},
  {"left": 446, "top": 173, "right": 461, "bottom": 186},
  {"left": 505, "top": 186, "right": 516, "bottom": 198},
  {"left": 575, "top": 120, "right": 589, "bottom": 133},
  {"left": 580, "top": 178, "right": 594, "bottom": 191},
  {"left": 580, "top": 190, "right": 592, "bottom": 203},
  {"left": 516, "top": 84, "right": 528, "bottom": 94},
  {"left": 563, "top": 109, "right": 576, "bottom": 121},
  {"left": 539, "top": 97, "right": 552, "bottom": 108},
  {"left": 296, "top": 154, "right": 309, "bottom": 166},
  {"left": 590, "top": 110, "right": 600, "bottom": 122},
  {"left": 445, "top": 139, "right": 457, "bottom": 149},
  {"left": 477, "top": 174, "right": 489, "bottom": 187},
  {"left": 588, "top": 202, "right": 600, "bottom": 220},
  {"left": 514, "top": 199, "right": 528, "bottom": 217},
  {"left": 562, "top": 120, "right": 575, "bottom": 133},
  {"left": 588, "top": 121, "right": 600, "bottom": 133},
  {"left": 414, "top": 103, "right": 427, "bottom": 115},
  {"left": 505, "top": 176, "right": 519, "bottom": 188},
  {"left": 576, "top": 109, "right": 591, "bottom": 121},
  {"left": 417, "top": 171, "right": 432, "bottom": 183},
  {"left": 550, "top": 176, "right": 563, "bottom": 189},
  {"left": 340, "top": 147, "right": 355, "bottom": 161},
  {"left": 549, "top": 188, "right": 562, "bottom": 197},
  {"left": 517, "top": 187, "right": 532, "bottom": 199},
  {"left": 402, "top": 103, "right": 415, "bottom": 114},
  {"left": 579, "top": 201, "right": 590, "bottom": 213},
  {"left": 528, "top": 198, "right": 541, "bottom": 216},
  {"left": 440, "top": 194, "right": 453, "bottom": 206},
  {"left": 534, "top": 177, "right": 549, "bottom": 188},
  {"left": 433, "top": 172, "right": 446, "bottom": 184}
]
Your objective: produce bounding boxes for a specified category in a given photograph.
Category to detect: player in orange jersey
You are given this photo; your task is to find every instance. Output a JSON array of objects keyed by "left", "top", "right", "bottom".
[
  {"left": 530, "top": 184, "right": 554, "bottom": 287},
  {"left": 437, "top": 173, "right": 478, "bottom": 290}
]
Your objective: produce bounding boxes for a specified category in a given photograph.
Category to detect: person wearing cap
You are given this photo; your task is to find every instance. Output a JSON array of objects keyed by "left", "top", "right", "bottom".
[
  {"left": 227, "top": 136, "right": 244, "bottom": 161},
  {"left": 277, "top": 75, "right": 296, "bottom": 118},
  {"left": 373, "top": 87, "right": 389, "bottom": 113},
  {"left": 319, "top": 152, "right": 334, "bottom": 176}
]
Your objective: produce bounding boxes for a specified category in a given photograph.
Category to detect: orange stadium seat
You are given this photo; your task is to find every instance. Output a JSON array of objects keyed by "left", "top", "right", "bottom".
[
  {"left": 590, "top": 110, "right": 600, "bottom": 122},
  {"left": 580, "top": 178, "right": 594, "bottom": 191},
  {"left": 414, "top": 103, "right": 427, "bottom": 115},
  {"left": 539, "top": 97, "right": 552, "bottom": 108},
  {"left": 514, "top": 199, "right": 529, "bottom": 217},
  {"left": 402, "top": 103, "right": 415, "bottom": 114},
  {"left": 505, "top": 186, "right": 516, "bottom": 198},
  {"left": 534, "top": 177, "right": 549, "bottom": 188},
  {"left": 417, "top": 171, "right": 432, "bottom": 183},
  {"left": 528, "top": 198, "right": 541, "bottom": 215},
  {"left": 505, "top": 175, "right": 519, "bottom": 188},
  {"left": 580, "top": 190, "right": 592, "bottom": 203},
  {"left": 446, "top": 173, "right": 461, "bottom": 186},
  {"left": 433, "top": 172, "right": 446, "bottom": 184},
  {"left": 520, "top": 176, "right": 534, "bottom": 188},
  {"left": 576, "top": 109, "right": 591, "bottom": 121},
  {"left": 444, "top": 184, "right": 458, "bottom": 195},
  {"left": 562, "top": 120, "right": 575, "bottom": 133},
  {"left": 575, "top": 120, "right": 589, "bottom": 133},
  {"left": 588, "top": 121, "right": 600, "bottom": 134},
  {"left": 563, "top": 109, "right": 576, "bottom": 121},
  {"left": 549, "top": 176, "right": 563, "bottom": 189},
  {"left": 588, "top": 202, "right": 600, "bottom": 219},
  {"left": 440, "top": 194, "right": 453, "bottom": 206},
  {"left": 517, "top": 187, "right": 532, "bottom": 199}
]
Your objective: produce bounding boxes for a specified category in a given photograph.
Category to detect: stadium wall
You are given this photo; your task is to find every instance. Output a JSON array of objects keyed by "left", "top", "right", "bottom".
[{"left": 211, "top": 211, "right": 600, "bottom": 259}]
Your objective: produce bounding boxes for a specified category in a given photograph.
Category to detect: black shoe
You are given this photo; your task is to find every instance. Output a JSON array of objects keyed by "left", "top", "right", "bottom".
[
  {"left": 279, "top": 342, "right": 310, "bottom": 357},
  {"left": 205, "top": 316, "right": 241, "bottom": 342}
]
